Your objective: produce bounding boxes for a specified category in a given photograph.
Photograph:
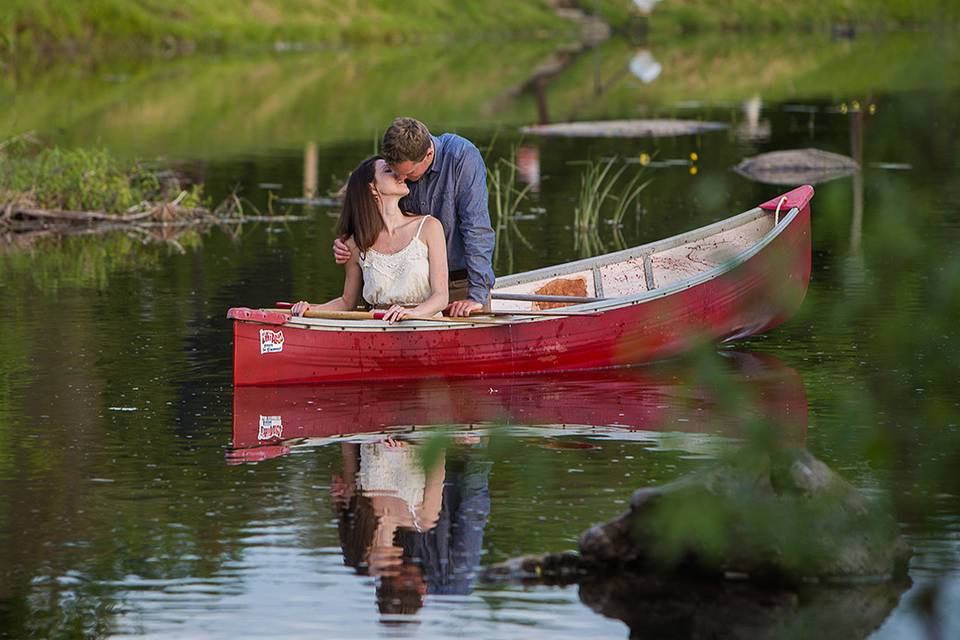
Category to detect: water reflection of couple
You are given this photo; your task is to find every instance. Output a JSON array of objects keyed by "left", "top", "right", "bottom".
[
  {"left": 292, "top": 117, "right": 495, "bottom": 322},
  {"left": 332, "top": 437, "right": 491, "bottom": 615}
]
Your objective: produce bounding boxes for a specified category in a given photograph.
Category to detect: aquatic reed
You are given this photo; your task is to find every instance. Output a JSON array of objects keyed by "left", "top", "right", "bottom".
[
  {"left": 572, "top": 157, "right": 650, "bottom": 256},
  {"left": 488, "top": 148, "right": 533, "bottom": 271}
]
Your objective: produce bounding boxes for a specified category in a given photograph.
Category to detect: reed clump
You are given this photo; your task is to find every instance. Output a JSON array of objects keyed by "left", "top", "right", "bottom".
[
  {"left": 572, "top": 157, "right": 650, "bottom": 256},
  {"left": 487, "top": 150, "right": 534, "bottom": 272}
]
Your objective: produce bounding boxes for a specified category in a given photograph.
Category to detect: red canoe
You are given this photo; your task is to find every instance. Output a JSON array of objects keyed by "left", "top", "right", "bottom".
[
  {"left": 228, "top": 185, "right": 813, "bottom": 385},
  {"left": 228, "top": 351, "right": 807, "bottom": 463}
]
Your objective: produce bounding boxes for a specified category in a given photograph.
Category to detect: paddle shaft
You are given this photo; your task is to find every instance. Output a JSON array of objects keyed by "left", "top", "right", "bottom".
[
  {"left": 268, "top": 308, "right": 504, "bottom": 325},
  {"left": 276, "top": 300, "right": 598, "bottom": 318}
]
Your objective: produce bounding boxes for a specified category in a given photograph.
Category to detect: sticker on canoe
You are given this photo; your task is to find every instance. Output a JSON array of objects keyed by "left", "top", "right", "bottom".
[
  {"left": 260, "top": 329, "right": 284, "bottom": 354},
  {"left": 258, "top": 415, "right": 283, "bottom": 441}
]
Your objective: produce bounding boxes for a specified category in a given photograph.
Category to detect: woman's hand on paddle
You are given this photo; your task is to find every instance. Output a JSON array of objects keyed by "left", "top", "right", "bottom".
[
  {"left": 332, "top": 236, "right": 351, "bottom": 265},
  {"left": 291, "top": 300, "right": 311, "bottom": 316},
  {"left": 381, "top": 304, "right": 408, "bottom": 324}
]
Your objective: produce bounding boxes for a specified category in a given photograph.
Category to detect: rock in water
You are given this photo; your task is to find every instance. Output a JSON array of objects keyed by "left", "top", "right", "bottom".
[
  {"left": 579, "top": 448, "right": 910, "bottom": 582},
  {"left": 578, "top": 572, "right": 910, "bottom": 639},
  {"left": 734, "top": 148, "right": 859, "bottom": 185}
]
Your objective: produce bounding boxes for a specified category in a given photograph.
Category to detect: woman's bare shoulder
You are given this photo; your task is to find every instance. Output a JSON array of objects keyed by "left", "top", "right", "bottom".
[{"left": 419, "top": 215, "right": 443, "bottom": 233}]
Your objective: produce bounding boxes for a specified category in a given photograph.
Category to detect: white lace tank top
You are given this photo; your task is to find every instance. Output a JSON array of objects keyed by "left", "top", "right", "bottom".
[
  {"left": 361, "top": 217, "right": 431, "bottom": 307},
  {"left": 357, "top": 443, "right": 426, "bottom": 511}
]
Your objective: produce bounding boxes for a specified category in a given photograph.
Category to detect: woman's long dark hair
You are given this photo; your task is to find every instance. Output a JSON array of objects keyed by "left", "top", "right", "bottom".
[{"left": 337, "top": 156, "right": 384, "bottom": 253}]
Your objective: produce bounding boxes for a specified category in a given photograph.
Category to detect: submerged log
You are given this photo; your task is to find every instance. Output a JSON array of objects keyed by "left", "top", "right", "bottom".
[
  {"left": 733, "top": 148, "right": 859, "bottom": 185},
  {"left": 520, "top": 119, "right": 727, "bottom": 138}
]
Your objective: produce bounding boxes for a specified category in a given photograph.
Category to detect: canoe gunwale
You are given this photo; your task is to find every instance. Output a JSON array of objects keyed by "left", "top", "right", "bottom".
[
  {"left": 242, "top": 205, "right": 800, "bottom": 333},
  {"left": 494, "top": 206, "right": 769, "bottom": 288}
]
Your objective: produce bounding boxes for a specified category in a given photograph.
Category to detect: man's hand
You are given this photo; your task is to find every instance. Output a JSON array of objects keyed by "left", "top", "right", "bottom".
[
  {"left": 332, "top": 236, "right": 351, "bottom": 265},
  {"left": 446, "top": 299, "right": 483, "bottom": 318}
]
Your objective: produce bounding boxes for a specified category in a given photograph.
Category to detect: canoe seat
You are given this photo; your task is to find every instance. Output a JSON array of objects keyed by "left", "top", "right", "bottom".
[
  {"left": 495, "top": 269, "right": 597, "bottom": 311},
  {"left": 534, "top": 277, "right": 589, "bottom": 309}
]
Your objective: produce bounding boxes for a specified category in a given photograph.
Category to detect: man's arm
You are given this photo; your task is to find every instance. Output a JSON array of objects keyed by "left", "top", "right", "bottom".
[{"left": 454, "top": 146, "right": 496, "bottom": 305}]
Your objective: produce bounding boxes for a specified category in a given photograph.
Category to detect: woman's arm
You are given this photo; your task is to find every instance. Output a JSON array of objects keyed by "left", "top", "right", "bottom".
[
  {"left": 416, "top": 450, "right": 446, "bottom": 531},
  {"left": 408, "top": 217, "right": 449, "bottom": 317},
  {"left": 292, "top": 240, "right": 363, "bottom": 315}
]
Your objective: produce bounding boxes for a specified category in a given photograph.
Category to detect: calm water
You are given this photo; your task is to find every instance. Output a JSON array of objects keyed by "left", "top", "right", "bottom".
[{"left": 1, "top": 31, "right": 959, "bottom": 639}]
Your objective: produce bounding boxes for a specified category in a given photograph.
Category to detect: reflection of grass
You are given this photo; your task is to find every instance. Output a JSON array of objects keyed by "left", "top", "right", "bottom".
[
  {"left": 1, "top": 233, "right": 169, "bottom": 292},
  {"left": 1, "top": 42, "right": 558, "bottom": 159},
  {"left": 652, "top": 0, "right": 960, "bottom": 30},
  {"left": 526, "top": 31, "right": 960, "bottom": 123},
  {"left": 489, "top": 150, "right": 534, "bottom": 274},
  {"left": 4, "top": 33, "right": 957, "bottom": 161}
]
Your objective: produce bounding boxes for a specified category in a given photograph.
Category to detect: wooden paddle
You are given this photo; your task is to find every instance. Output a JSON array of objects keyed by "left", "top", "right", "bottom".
[
  {"left": 274, "top": 301, "right": 598, "bottom": 319},
  {"left": 268, "top": 306, "right": 504, "bottom": 325}
]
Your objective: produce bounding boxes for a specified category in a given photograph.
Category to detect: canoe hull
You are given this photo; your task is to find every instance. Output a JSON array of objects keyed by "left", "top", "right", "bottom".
[{"left": 232, "top": 193, "right": 811, "bottom": 385}]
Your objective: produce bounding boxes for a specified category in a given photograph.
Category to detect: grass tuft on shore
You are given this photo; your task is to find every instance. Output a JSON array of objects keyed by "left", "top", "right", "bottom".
[{"left": 1, "top": 139, "right": 204, "bottom": 214}]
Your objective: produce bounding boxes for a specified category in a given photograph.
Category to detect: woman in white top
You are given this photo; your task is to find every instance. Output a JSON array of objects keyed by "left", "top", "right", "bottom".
[{"left": 291, "top": 156, "right": 448, "bottom": 323}]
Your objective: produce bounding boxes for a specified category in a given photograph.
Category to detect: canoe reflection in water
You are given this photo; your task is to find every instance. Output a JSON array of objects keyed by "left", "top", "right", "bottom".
[
  {"left": 228, "top": 350, "right": 807, "bottom": 459},
  {"left": 333, "top": 438, "right": 491, "bottom": 615},
  {"left": 228, "top": 351, "right": 806, "bottom": 616}
]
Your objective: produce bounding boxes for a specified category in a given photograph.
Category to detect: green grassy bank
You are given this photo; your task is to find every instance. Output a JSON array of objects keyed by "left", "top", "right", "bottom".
[
  {"left": 0, "top": 0, "right": 588, "bottom": 64},
  {"left": 648, "top": 0, "right": 960, "bottom": 32},
  {"left": 3, "top": 1, "right": 958, "bottom": 66}
]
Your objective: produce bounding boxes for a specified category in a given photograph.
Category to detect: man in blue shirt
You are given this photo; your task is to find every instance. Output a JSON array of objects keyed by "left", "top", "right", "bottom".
[{"left": 334, "top": 117, "right": 496, "bottom": 317}]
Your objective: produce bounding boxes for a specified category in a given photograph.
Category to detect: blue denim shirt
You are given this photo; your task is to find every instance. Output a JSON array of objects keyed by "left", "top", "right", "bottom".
[{"left": 400, "top": 134, "right": 496, "bottom": 303}]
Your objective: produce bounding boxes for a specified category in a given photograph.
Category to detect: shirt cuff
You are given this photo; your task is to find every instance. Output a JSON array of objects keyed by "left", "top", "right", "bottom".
[{"left": 467, "top": 285, "right": 491, "bottom": 305}]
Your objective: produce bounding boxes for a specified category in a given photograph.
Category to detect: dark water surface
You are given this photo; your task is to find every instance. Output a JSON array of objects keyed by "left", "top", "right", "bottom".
[{"left": 1, "top": 32, "right": 959, "bottom": 638}]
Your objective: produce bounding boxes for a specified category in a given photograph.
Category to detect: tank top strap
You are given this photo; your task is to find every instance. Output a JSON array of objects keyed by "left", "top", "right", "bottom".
[{"left": 414, "top": 216, "right": 428, "bottom": 240}]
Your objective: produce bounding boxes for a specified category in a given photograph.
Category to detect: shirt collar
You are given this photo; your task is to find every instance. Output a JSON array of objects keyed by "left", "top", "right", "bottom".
[{"left": 427, "top": 134, "right": 443, "bottom": 175}]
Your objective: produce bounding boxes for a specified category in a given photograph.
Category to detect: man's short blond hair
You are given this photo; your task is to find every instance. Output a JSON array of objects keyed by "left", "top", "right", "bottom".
[{"left": 381, "top": 117, "right": 432, "bottom": 164}]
